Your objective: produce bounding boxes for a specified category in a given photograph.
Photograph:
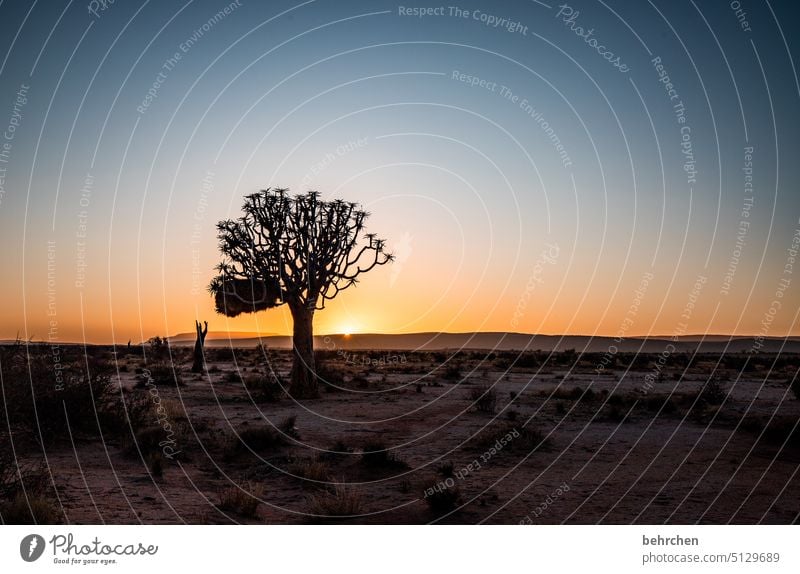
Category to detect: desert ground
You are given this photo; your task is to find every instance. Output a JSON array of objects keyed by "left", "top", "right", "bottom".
[{"left": 1, "top": 343, "right": 799, "bottom": 524}]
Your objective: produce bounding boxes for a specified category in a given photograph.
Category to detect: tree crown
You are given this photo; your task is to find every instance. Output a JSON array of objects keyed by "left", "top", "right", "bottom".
[{"left": 209, "top": 188, "right": 393, "bottom": 316}]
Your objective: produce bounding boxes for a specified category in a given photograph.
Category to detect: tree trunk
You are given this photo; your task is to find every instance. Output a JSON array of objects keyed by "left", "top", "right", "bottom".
[
  {"left": 191, "top": 320, "right": 208, "bottom": 373},
  {"left": 289, "top": 304, "right": 318, "bottom": 398}
]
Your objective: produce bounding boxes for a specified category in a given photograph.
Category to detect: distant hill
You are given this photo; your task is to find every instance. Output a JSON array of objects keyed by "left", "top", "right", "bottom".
[
  {"left": 166, "top": 331, "right": 279, "bottom": 344},
  {"left": 164, "top": 331, "right": 800, "bottom": 353}
]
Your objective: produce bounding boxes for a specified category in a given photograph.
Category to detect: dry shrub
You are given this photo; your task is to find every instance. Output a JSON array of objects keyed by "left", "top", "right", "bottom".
[
  {"left": 136, "top": 362, "right": 184, "bottom": 387},
  {"left": 233, "top": 425, "right": 285, "bottom": 454},
  {"left": 361, "top": 441, "right": 410, "bottom": 471},
  {"left": 218, "top": 482, "right": 264, "bottom": 518},
  {"left": 0, "top": 494, "right": 61, "bottom": 524},
  {"left": 289, "top": 457, "right": 330, "bottom": 484},
  {"left": 699, "top": 376, "right": 727, "bottom": 405},
  {"left": 468, "top": 386, "right": 497, "bottom": 413},
  {"left": 243, "top": 374, "right": 283, "bottom": 402},
  {"left": 319, "top": 439, "right": 354, "bottom": 462},
  {"left": 307, "top": 484, "right": 363, "bottom": 517},
  {"left": 314, "top": 356, "right": 347, "bottom": 392},
  {"left": 160, "top": 398, "right": 188, "bottom": 421},
  {"left": 441, "top": 363, "right": 462, "bottom": 381},
  {"left": 421, "top": 476, "right": 461, "bottom": 515},
  {"left": 0, "top": 439, "right": 60, "bottom": 524}
]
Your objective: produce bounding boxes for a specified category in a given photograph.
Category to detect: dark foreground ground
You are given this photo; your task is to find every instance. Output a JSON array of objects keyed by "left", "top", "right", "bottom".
[{"left": 1, "top": 343, "right": 799, "bottom": 524}]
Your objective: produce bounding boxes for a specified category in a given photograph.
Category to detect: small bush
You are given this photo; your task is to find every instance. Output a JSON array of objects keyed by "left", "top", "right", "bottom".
[
  {"left": 739, "top": 415, "right": 765, "bottom": 435},
  {"left": 422, "top": 477, "right": 461, "bottom": 514},
  {"left": 513, "top": 353, "right": 539, "bottom": 369},
  {"left": 436, "top": 461, "right": 455, "bottom": 478},
  {"left": 606, "top": 404, "right": 627, "bottom": 422},
  {"left": 127, "top": 426, "right": 167, "bottom": 456},
  {"left": 148, "top": 452, "right": 164, "bottom": 478},
  {"left": 644, "top": 395, "right": 677, "bottom": 414},
  {"left": 243, "top": 374, "right": 283, "bottom": 402},
  {"left": 100, "top": 388, "right": 153, "bottom": 436},
  {"left": 441, "top": 364, "right": 462, "bottom": 381},
  {"left": 0, "top": 494, "right": 61, "bottom": 524},
  {"left": 307, "top": 484, "right": 363, "bottom": 517},
  {"left": 699, "top": 375, "right": 727, "bottom": 405},
  {"left": 235, "top": 425, "right": 284, "bottom": 453},
  {"left": 315, "top": 359, "right": 346, "bottom": 391},
  {"left": 739, "top": 415, "right": 800, "bottom": 449},
  {"left": 555, "top": 386, "right": 596, "bottom": 402},
  {"left": 137, "top": 362, "right": 184, "bottom": 387},
  {"left": 218, "top": 482, "right": 264, "bottom": 518},
  {"left": 279, "top": 415, "right": 299, "bottom": 439},
  {"left": 468, "top": 386, "right": 498, "bottom": 413},
  {"left": 762, "top": 419, "right": 800, "bottom": 448},
  {"left": 0, "top": 441, "right": 56, "bottom": 524},
  {"left": 159, "top": 398, "right": 187, "bottom": 422},
  {"left": 361, "top": 441, "right": 410, "bottom": 471},
  {"left": 607, "top": 392, "right": 634, "bottom": 408},
  {"left": 351, "top": 374, "right": 370, "bottom": 388},
  {"left": 0, "top": 345, "right": 144, "bottom": 443},
  {"left": 208, "top": 347, "right": 238, "bottom": 363},
  {"left": 320, "top": 439, "right": 353, "bottom": 462},
  {"left": 145, "top": 336, "right": 169, "bottom": 359},
  {"left": 514, "top": 424, "right": 550, "bottom": 452},
  {"left": 289, "top": 458, "right": 330, "bottom": 484}
]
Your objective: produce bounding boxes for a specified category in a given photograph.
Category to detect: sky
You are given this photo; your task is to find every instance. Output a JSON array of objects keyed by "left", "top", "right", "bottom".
[{"left": 0, "top": 0, "right": 799, "bottom": 343}]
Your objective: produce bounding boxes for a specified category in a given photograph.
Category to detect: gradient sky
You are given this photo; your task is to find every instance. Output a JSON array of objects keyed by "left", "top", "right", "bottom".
[{"left": 1, "top": 0, "right": 799, "bottom": 343}]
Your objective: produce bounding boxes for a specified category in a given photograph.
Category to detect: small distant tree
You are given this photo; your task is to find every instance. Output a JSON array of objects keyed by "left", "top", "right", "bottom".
[{"left": 209, "top": 189, "right": 392, "bottom": 398}]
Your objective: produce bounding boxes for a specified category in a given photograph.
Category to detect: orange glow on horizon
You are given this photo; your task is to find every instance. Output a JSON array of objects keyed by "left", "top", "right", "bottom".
[{"left": 5, "top": 214, "right": 800, "bottom": 344}]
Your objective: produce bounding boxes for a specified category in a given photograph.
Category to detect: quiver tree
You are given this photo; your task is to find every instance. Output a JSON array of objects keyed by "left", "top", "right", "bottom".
[
  {"left": 191, "top": 320, "right": 208, "bottom": 373},
  {"left": 209, "top": 189, "right": 393, "bottom": 398}
]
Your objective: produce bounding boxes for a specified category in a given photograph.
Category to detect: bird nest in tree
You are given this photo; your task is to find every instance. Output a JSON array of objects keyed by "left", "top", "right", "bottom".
[{"left": 211, "top": 276, "right": 283, "bottom": 317}]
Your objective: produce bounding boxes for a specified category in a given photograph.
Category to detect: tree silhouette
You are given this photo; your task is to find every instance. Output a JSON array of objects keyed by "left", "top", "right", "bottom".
[
  {"left": 209, "top": 188, "right": 393, "bottom": 398},
  {"left": 191, "top": 320, "right": 208, "bottom": 373}
]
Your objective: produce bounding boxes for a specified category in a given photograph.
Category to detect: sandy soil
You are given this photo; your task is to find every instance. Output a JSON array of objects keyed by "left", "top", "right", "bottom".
[{"left": 30, "top": 348, "right": 800, "bottom": 524}]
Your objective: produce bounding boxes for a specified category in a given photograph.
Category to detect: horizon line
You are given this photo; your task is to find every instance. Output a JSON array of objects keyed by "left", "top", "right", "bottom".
[{"left": 4, "top": 330, "right": 800, "bottom": 346}]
